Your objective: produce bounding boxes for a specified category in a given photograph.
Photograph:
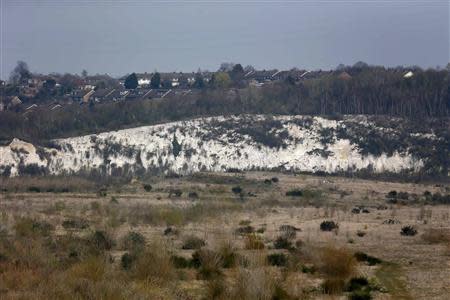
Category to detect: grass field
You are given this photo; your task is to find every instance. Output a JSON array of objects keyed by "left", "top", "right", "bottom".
[{"left": 1, "top": 172, "right": 449, "bottom": 299}]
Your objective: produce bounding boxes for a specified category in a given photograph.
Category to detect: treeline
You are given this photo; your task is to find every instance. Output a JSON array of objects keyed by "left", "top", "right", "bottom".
[{"left": 0, "top": 66, "right": 448, "bottom": 143}]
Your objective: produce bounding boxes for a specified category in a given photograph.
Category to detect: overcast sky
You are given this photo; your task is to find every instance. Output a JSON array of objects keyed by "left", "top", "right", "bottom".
[{"left": 1, "top": 0, "right": 449, "bottom": 79}]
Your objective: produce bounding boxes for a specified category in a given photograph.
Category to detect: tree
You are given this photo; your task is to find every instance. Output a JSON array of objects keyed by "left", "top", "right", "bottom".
[
  {"left": 193, "top": 72, "right": 205, "bottom": 89},
  {"left": 151, "top": 72, "right": 161, "bottom": 89},
  {"left": 218, "top": 62, "right": 235, "bottom": 72},
  {"left": 124, "top": 73, "right": 138, "bottom": 89},
  {"left": 81, "top": 69, "right": 88, "bottom": 77},
  {"left": 230, "top": 64, "right": 244, "bottom": 79},
  {"left": 212, "top": 72, "right": 231, "bottom": 88},
  {"left": 43, "top": 79, "right": 56, "bottom": 90},
  {"left": 10, "top": 61, "right": 31, "bottom": 84}
]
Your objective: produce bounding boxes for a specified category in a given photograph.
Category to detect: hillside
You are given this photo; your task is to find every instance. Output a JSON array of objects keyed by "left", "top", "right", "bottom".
[{"left": 2, "top": 114, "right": 447, "bottom": 178}]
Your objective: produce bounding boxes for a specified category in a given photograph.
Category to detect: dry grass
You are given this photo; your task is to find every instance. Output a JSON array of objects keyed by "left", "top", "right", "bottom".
[{"left": 421, "top": 228, "right": 450, "bottom": 244}]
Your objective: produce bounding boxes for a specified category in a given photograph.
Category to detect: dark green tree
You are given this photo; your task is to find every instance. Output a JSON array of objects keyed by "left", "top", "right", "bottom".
[
  {"left": 124, "top": 73, "right": 138, "bottom": 89},
  {"left": 151, "top": 72, "right": 161, "bottom": 89}
]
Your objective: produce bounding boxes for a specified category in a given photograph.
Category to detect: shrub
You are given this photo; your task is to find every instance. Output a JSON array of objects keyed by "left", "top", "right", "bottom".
[
  {"left": 143, "top": 184, "right": 152, "bottom": 192},
  {"left": 271, "top": 177, "right": 279, "bottom": 183},
  {"left": 171, "top": 255, "right": 191, "bottom": 268},
  {"left": 279, "top": 224, "right": 300, "bottom": 240},
  {"left": 132, "top": 243, "right": 175, "bottom": 281},
  {"left": 320, "top": 220, "right": 339, "bottom": 231},
  {"left": 122, "top": 231, "right": 145, "bottom": 251},
  {"left": 231, "top": 186, "right": 242, "bottom": 194},
  {"left": 188, "top": 191, "right": 199, "bottom": 199},
  {"left": 163, "top": 226, "right": 179, "bottom": 236},
  {"left": 322, "top": 278, "right": 346, "bottom": 294},
  {"left": 89, "top": 230, "right": 115, "bottom": 252},
  {"left": 356, "top": 230, "right": 366, "bottom": 237},
  {"left": 273, "top": 236, "right": 293, "bottom": 250},
  {"left": 217, "top": 242, "right": 237, "bottom": 268},
  {"left": 169, "top": 189, "right": 182, "bottom": 197},
  {"left": 27, "top": 186, "right": 41, "bottom": 193},
  {"left": 14, "top": 217, "right": 54, "bottom": 237},
  {"left": 354, "top": 252, "right": 382, "bottom": 266},
  {"left": 194, "top": 249, "right": 223, "bottom": 280},
  {"left": 264, "top": 179, "right": 272, "bottom": 185},
  {"left": 121, "top": 252, "right": 136, "bottom": 270},
  {"left": 235, "top": 225, "right": 255, "bottom": 235},
  {"left": 97, "top": 188, "right": 107, "bottom": 197},
  {"left": 349, "top": 289, "right": 372, "bottom": 300},
  {"left": 244, "top": 234, "right": 265, "bottom": 250},
  {"left": 286, "top": 189, "right": 303, "bottom": 197},
  {"left": 400, "top": 226, "right": 417, "bottom": 236},
  {"left": 347, "top": 277, "right": 369, "bottom": 292},
  {"left": 267, "top": 253, "right": 288, "bottom": 267},
  {"left": 318, "top": 246, "right": 356, "bottom": 279},
  {"left": 62, "top": 218, "right": 89, "bottom": 230},
  {"left": 182, "top": 236, "right": 206, "bottom": 250}
]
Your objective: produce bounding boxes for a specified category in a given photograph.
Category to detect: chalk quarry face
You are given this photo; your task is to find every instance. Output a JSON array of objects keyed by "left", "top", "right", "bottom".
[{"left": 0, "top": 115, "right": 434, "bottom": 177}]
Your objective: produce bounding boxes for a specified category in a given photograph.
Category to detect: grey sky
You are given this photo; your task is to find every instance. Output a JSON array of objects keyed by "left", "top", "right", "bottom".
[{"left": 1, "top": 0, "right": 449, "bottom": 79}]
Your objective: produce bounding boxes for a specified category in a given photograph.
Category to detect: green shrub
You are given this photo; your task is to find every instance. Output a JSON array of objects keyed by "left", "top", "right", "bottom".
[
  {"left": 320, "top": 220, "right": 339, "bottom": 231},
  {"left": 267, "top": 253, "right": 288, "bottom": 266},
  {"left": 286, "top": 189, "right": 303, "bottom": 197},
  {"left": 122, "top": 231, "right": 145, "bottom": 251},
  {"left": 400, "top": 226, "right": 417, "bottom": 236},
  {"left": 273, "top": 236, "right": 293, "bottom": 250},
  {"left": 182, "top": 236, "right": 206, "bottom": 250},
  {"left": 354, "top": 252, "right": 382, "bottom": 266},
  {"left": 143, "top": 184, "right": 152, "bottom": 192}
]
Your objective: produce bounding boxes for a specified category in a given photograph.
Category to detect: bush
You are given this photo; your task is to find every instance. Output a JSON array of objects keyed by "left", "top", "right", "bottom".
[
  {"left": 273, "top": 236, "right": 293, "bottom": 250},
  {"left": 194, "top": 249, "right": 223, "bottom": 280},
  {"left": 279, "top": 224, "right": 300, "bottom": 240},
  {"left": 171, "top": 255, "right": 191, "bottom": 268},
  {"left": 62, "top": 218, "right": 89, "bottom": 230},
  {"left": 354, "top": 252, "right": 382, "bottom": 266},
  {"left": 132, "top": 243, "right": 175, "bottom": 281},
  {"left": 27, "top": 186, "right": 41, "bottom": 193},
  {"left": 14, "top": 217, "right": 54, "bottom": 237},
  {"left": 182, "top": 236, "right": 206, "bottom": 250},
  {"left": 271, "top": 177, "right": 279, "bottom": 183},
  {"left": 163, "top": 226, "right": 179, "bottom": 236},
  {"left": 267, "top": 253, "right": 288, "bottom": 267},
  {"left": 89, "top": 230, "right": 115, "bottom": 252},
  {"left": 231, "top": 186, "right": 242, "bottom": 194},
  {"left": 349, "top": 289, "right": 372, "bottom": 300},
  {"left": 286, "top": 189, "right": 303, "bottom": 197},
  {"left": 244, "top": 233, "right": 265, "bottom": 250},
  {"left": 143, "top": 184, "right": 152, "bottom": 192},
  {"left": 217, "top": 242, "right": 237, "bottom": 268},
  {"left": 122, "top": 231, "right": 145, "bottom": 251},
  {"left": 121, "top": 252, "right": 136, "bottom": 270},
  {"left": 400, "top": 226, "right": 417, "bottom": 236},
  {"left": 188, "top": 191, "right": 199, "bottom": 199},
  {"left": 318, "top": 246, "right": 356, "bottom": 279},
  {"left": 347, "top": 277, "right": 369, "bottom": 292},
  {"left": 235, "top": 225, "right": 255, "bottom": 235},
  {"left": 320, "top": 220, "right": 339, "bottom": 231},
  {"left": 322, "top": 278, "right": 346, "bottom": 294}
]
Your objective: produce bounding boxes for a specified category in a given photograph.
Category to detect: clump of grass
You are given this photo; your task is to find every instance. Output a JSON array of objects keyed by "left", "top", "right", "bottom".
[
  {"left": 316, "top": 245, "right": 356, "bottom": 294},
  {"left": 131, "top": 241, "right": 176, "bottom": 281},
  {"left": 244, "top": 234, "right": 265, "bottom": 250},
  {"left": 231, "top": 186, "right": 242, "bottom": 194},
  {"left": 400, "top": 226, "right": 417, "bottom": 236},
  {"left": 192, "top": 249, "right": 223, "bottom": 280},
  {"left": 182, "top": 236, "right": 206, "bottom": 250}
]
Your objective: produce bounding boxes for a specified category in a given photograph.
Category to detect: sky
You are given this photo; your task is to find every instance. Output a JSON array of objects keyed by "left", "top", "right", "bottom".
[{"left": 1, "top": 0, "right": 449, "bottom": 79}]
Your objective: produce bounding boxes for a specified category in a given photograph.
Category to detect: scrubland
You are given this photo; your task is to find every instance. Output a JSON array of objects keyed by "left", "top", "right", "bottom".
[{"left": 0, "top": 172, "right": 449, "bottom": 299}]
